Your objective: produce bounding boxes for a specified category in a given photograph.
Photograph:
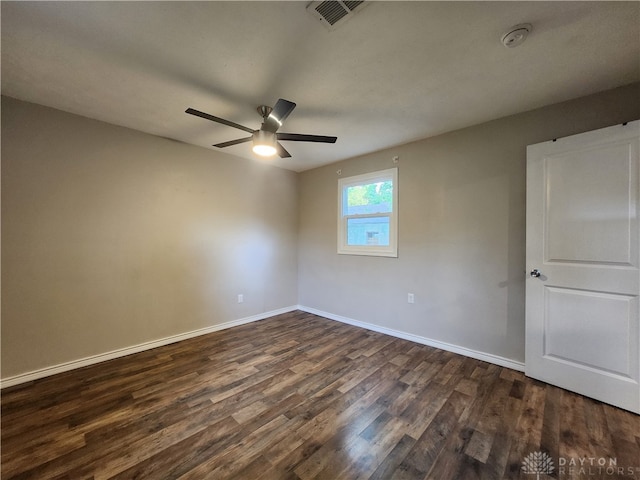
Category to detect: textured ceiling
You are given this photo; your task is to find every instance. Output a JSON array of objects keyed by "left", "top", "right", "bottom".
[{"left": 2, "top": 1, "right": 639, "bottom": 171}]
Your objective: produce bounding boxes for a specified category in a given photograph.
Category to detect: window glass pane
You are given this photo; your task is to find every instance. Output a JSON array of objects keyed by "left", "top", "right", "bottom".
[
  {"left": 345, "top": 180, "right": 392, "bottom": 215},
  {"left": 347, "top": 217, "right": 390, "bottom": 246}
]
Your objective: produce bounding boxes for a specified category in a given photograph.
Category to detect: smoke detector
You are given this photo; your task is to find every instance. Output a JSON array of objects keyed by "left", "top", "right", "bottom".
[
  {"left": 307, "top": 1, "right": 369, "bottom": 31},
  {"left": 501, "top": 23, "right": 532, "bottom": 48}
]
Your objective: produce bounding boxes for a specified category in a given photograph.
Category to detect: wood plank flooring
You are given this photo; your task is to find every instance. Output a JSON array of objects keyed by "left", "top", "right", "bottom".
[{"left": 2, "top": 310, "right": 639, "bottom": 479}]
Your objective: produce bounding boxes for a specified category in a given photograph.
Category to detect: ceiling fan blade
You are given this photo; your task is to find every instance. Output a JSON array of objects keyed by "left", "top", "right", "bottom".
[
  {"left": 276, "top": 142, "right": 292, "bottom": 158},
  {"left": 277, "top": 133, "right": 337, "bottom": 143},
  {"left": 263, "top": 99, "right": 296, "bottom": 132},
  {"left": 186, "top": 108, "right": 254, "bottom": 134},
  {"left": 213, "top": 136, "right": 253, "bottom": 148}
]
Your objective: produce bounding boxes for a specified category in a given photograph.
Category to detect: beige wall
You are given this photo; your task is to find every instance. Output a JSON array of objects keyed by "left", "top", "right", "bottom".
[
  {"left": 3, "top": 83, "right": 639, "bottom": 379},
  {"left": 1, "top": 96, "right": 298, "bottom": 378},
  {"left": 298, "top": 82, "right": 640, "bottom": 364}
]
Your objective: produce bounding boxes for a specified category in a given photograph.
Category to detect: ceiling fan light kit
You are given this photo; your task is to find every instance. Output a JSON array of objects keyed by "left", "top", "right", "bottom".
[
  {"left": 185, "top": 98, "right": 337, "bottom": 160},
  {"left": 252, "top": 130, "right": 277, "bottom": 157}
]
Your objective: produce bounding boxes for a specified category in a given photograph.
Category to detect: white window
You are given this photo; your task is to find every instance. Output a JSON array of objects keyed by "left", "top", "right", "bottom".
[{"left": 338, "top": 167, "right": 398, "bottom": 257}]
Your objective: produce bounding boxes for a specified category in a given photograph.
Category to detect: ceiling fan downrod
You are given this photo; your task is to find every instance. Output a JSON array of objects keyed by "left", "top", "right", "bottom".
[{"left": 257, "top": 105, "right": 272, "bottom": 119}]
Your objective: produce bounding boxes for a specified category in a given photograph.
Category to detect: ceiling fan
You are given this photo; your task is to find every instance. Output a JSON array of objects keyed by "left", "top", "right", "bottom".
[{"left": 185, "top": 99, "right": 337, "bottom": 158}]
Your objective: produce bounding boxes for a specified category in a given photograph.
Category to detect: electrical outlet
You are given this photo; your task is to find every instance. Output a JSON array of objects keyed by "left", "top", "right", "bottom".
[
  {"left": 237, "top": 294, "right": 244, "bottom": 303},
  {"left": 407, "top": 293, "right": 415, "bottom": 304}
]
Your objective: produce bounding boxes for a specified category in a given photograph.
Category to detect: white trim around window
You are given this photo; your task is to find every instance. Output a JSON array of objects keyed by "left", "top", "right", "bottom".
[{"left": 337, "top": 167, "right": 398, "bottom": 257}]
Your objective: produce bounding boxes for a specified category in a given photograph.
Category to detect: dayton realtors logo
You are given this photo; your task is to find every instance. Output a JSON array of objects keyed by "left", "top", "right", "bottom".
[
  {"left": 521, "top": 451, "right": 554, "bottom": 480},
  {"left": 522, "top": 451, "right": 640, "bottom": 478}
]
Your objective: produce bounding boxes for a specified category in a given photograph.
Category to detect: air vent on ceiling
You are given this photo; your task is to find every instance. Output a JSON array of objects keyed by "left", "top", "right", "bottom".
[{"left": 307, "top": 1, "right": 368, "bottom": 31}]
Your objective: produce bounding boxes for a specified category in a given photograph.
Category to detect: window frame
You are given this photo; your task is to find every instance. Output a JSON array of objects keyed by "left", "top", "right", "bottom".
[{"left": 337, "top": 167, "right": 398, "bottom": 257}]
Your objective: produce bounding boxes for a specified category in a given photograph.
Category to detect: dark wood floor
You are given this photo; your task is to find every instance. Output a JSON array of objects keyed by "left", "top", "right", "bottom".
[{"left": 2, "top": 311, "right": 639, "bottom": 479}]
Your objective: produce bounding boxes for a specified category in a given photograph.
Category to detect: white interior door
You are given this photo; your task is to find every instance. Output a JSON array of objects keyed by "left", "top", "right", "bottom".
[{"left": 526, "top": 120, "right": 640, "bottom": 414}]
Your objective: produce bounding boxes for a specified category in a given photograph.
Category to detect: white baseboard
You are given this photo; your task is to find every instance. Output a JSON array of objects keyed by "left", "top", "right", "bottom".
[
  {"left": 0, "top": 305, "right": 298, "bottom": 389},
  {"left": 2, "top": 304, "right": 524, "bottom": 389},
  {"left": 298, "top": 305, "right": 525, "bottom": 372}
]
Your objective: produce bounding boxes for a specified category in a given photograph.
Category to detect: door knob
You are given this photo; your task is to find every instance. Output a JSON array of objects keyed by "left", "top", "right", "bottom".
[{"left": 530, "top": 269, "right": 541, "bottom": 278}]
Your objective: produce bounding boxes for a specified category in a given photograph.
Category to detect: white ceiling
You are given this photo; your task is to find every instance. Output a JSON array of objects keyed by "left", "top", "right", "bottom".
[{"left": 2, "top": 1, "right": 639, "bottom": 172}]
